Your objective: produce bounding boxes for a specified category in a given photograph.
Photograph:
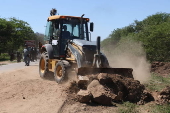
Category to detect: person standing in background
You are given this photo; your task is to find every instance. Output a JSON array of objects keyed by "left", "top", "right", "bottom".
[{"left": 23, "top": 44, "right": 30, "bottom": 66}]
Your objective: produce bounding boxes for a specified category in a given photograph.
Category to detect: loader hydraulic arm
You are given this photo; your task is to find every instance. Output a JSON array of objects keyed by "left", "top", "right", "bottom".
[{"left": 92, "top": 36, "right": 102, "bottom": 68}]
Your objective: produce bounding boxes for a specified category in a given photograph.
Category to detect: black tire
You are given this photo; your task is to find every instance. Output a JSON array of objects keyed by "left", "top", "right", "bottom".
[
  {"left": 54, "top": 60, "right": 70, "bottom": 83},
  {"left": 39, "top": 52, "right": 49, "bottom": 78}
]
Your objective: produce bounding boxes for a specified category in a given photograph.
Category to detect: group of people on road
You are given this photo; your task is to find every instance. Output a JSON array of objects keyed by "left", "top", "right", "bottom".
[{"left": 23, "top": 44, "right": 38, "bottom": 66}]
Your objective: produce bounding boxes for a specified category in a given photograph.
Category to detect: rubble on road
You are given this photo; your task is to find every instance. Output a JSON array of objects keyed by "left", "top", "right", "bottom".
[
  {"left": 67, "top": 73, "right": 154, "bottom": 106},
  {"left": 87, "top": 80, "right": 117, "bottom": 105},
  {"left": 77, "top": 89, "right": 92, "bottom": 103}
]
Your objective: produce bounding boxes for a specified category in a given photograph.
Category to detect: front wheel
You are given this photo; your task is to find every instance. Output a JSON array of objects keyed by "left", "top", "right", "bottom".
[
  {"left": 54, "top": 60, "right": 70, "bottom": 83},
  {"left": 39, "top": 52, "right": 49, "bottom": 78}
]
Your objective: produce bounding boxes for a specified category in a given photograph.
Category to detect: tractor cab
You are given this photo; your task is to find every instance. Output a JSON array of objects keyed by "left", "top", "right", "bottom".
[{"left": 44, "top": 15, "right": 93, "bottom": 58}]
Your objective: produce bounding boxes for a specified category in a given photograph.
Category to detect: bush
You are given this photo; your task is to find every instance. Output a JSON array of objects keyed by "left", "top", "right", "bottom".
[{"left": 0, "top": 53, "right": 10, "bottom": 61}]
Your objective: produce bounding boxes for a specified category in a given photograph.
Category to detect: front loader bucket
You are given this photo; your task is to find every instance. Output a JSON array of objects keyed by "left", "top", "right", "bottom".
[{"left": 77, "top": 67, "right": 133, "bottom": 78}]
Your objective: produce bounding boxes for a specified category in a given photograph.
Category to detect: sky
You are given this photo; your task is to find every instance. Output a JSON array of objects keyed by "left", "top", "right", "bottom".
[{"left": 0, "top": 0, "right": 170, "bottom": 41}]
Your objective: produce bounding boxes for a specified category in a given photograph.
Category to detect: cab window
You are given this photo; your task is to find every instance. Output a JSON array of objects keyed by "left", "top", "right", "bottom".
[{"left": 44, "top": 21, "right": 53, "bottom": 41}]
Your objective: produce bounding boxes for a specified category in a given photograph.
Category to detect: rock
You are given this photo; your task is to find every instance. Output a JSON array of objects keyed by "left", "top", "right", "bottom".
[
  {"left": 114, "top": 91, "right": 123, "bottom": 101},
  {"left": 77, "top": 75, "right": 89, "bottom": 89},
  {"left": 139, "top": 90, "right": 154, "bottom": 104},
  {"left": 97, "top": 73, "right": 113, "bottom": 85},
  {"left": 158, "top": 95, "right": 162, "bottom": 99},
  {"left": 157, "top": 86, "right": 170, "bottom": 104},
  {"left": 87, "top": 80, "right": 117, "bottom": 105},
  {"left": 108, "top": 74, "right": 145, "bottom": 102},
  {"left": 159, "top": 86, "right": 170, "bottom": 95},
  {"left": 77, "top": 89, "right": 92, "bottom": 103},
  {"left": 87, "top": 80, "right": 100, "bottom": 90},
  {"left": 137, "top": 100, "right": 144, "bottom": 105}
]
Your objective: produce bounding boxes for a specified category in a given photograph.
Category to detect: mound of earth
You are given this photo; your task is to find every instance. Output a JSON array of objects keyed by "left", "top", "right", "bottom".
[
  {"left": 66, "top": 73, "right": 154, "bottom": 106},
  {"left": 151, "top": 62, "right": 170, "bottom": 76},
  {"left": 156, "top": 86, "right": 170, "bottom": 105}
]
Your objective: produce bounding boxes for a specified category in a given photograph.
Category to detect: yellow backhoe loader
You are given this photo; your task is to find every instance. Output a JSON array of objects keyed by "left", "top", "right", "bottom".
[{"left": 39, "top": 9, "right": 133, "bottom": 83}]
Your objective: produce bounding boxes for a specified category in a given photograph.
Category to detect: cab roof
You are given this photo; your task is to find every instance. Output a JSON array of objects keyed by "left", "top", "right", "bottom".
[{"left": 48, "top": 15, "right": 90, "bottom": 22}]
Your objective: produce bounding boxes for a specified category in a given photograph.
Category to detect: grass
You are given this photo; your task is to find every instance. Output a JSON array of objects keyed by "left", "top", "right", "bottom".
[
  {"left": 0, "top": 53, "right": 18, "bottom": 65},
  {"left": 144, "top": 73, "right": 170, "bottom": 91},
  {"left": 142, "top": 73, "right": 170, "bottom": 113},
  {"left": 117, "top": 102, "right": 139, "bottom": 113},
  {"left": 116, "top": 102, "right": 170, "bottom": 113},
  {"left": 149, "top": 103, "right": 170, "bottom": 113}
]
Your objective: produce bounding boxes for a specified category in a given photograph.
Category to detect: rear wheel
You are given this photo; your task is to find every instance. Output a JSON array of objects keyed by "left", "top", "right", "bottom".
[
  {"left": 54, "top": 60, "right": 70, "bottom": 83},
  {"left": 39, "top": 52, "right": 49, "bottom": 78}
]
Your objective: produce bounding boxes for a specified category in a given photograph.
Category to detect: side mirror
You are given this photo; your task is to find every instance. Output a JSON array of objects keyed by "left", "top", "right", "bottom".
[{"left": 90, "top": 22, "right": 94, "bottom": 32}]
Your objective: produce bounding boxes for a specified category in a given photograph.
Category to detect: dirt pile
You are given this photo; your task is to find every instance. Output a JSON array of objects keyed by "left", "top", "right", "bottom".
[
  {"left": 151, "top": 62, "right": 170, "bottom": 76},
  {"left": 66, "top": 73, "right": 154, "bottom": 106},
  {"left": 156, "top": 86, "right": 170, "bottom": 105}
]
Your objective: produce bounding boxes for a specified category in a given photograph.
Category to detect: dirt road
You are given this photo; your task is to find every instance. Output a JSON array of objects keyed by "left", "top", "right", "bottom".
[
  {"left": 0, "top": 62, "right": 117, "bottom": 113},
  {"left": 2, "top": 61, "right": 169, "bottom": 113},
  {"left": 0, "top": 61, "right": 69, "bottom": 113}
]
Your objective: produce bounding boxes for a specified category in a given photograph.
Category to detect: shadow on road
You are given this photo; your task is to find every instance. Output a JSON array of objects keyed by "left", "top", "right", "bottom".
[{"left": 42, "top": 72, "right": 55, "bottom": 81}]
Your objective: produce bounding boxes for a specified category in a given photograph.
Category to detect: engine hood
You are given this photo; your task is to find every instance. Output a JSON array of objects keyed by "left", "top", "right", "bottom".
[{"left": 72, "top": 39, "right": 96, "bottom": 46}]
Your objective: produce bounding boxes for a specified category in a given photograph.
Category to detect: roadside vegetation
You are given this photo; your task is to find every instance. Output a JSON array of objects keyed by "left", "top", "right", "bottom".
[
  {"left": 145, "top": 73, "right": 170, "bottom": 91},
  {"left": 149, "top": 103, "right": 170, "bottom": 113},
  {"left": 117, "top": 102, "right": 139, "bottom": 113},
  {"left": 0, "top": 53, "right": 10, "bottom": 61},
  {"left": 101, "top": 12, "right": 170, "bottom": 113},
  {"left": 0, "top": 17, "right": 45, "bottom": 61},
  {"left": 101, "top": 12, "right": 170, "bottom": 62}
]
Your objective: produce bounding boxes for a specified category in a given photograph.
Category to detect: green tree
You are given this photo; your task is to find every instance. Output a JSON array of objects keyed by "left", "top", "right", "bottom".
[
  {"left": 0, "top": 17, "right": 35, "bottom": 54},
  {"left": 101, "top": 12, "right": 170, "bottom": 62},
  {"left": 34, "top": 32, "right": 45, "bottom": 46},
  {"left": 9, "top": 17, "right": 35, "bottom": 51},
  {"left": 0, "top": 18, "right": 14, "bottom": 54}
]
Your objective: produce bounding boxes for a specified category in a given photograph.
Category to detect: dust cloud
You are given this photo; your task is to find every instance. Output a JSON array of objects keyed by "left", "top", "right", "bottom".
[
  {"left": 102, "top": 39, "right": 151, "bottom": 83},
  {"left": 63, "top": 70, "right": 78, "bottom": 87}
]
